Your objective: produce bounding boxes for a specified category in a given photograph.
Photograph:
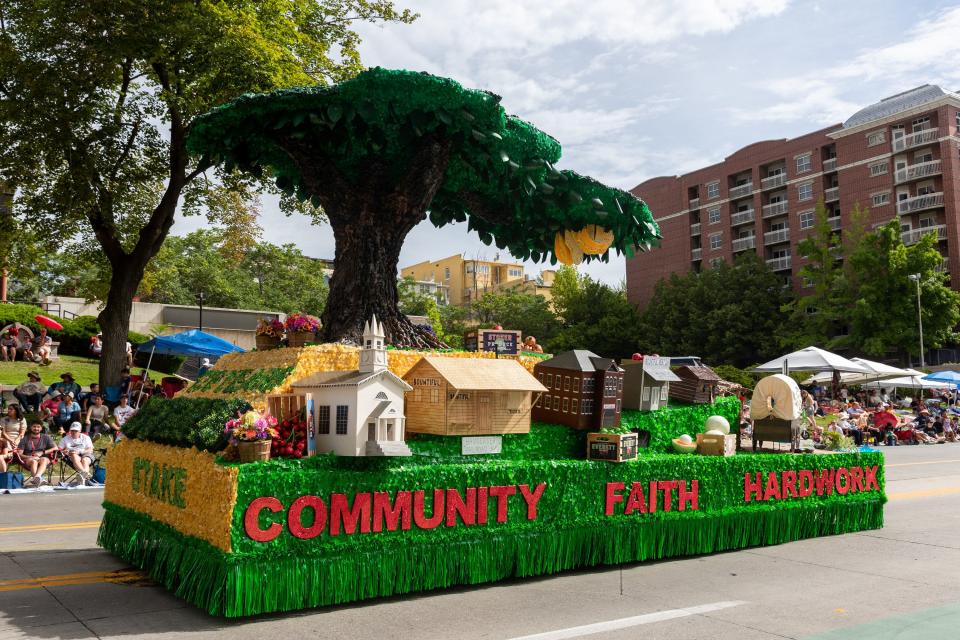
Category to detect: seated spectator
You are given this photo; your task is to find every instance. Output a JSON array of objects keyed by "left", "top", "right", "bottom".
[
  {"left": 18, "top": 330, "right": 36, "bottom": 362},
  {"left": 89, "top": 334, "right": 102, "bottom": 358},
  {"left": 15, "top": 421, "right": 57, "bottom": 487},
  {"left": 48, "top": 372, "right": 81, "bottom": 400},
  {"left": 838, "top": 411, "right": 863, "bottom": 446},
  {"left": 80, "top": 383, "right": 101, "bottom": 411},
  {"left": 59, "top": 422, "right": 95, "bottom": 485},
  {"left": 944, "top": 417, "right": 958, "bottom": 443},
  {"left": 129, "top": 370, "right": 155, "bottom": 403},
  {"left": 113, "top": 395, "right": 136, "bottom": 428},
  {"left": 1, "top": 329, "right": 17, "bottom": 361},
  {"left": 118, "top": 368, "right": 132, "bottom": 397},
  {"left": 13, "top": 371, "right": 46, "bottom": 412},
  {"left": 846, "top": 401, "right": 864, "bottom": 415},
  {"left": 38, "top": 392, "right": 61, "bottom": 430},
  {"left": 54, "top": 392, "right": 81, "bottom": 435},
  {"left": 33, "top": 328, "right": 53, "bottom": 366},
  {"left": 85, "top": 395, "right": 110, "bottom": 436},
  {"left": 1, "top": 405, "right": 27, "bottom": 471},
  {"left": 867, "top": 390, "right": 881, "bottom": 408}
]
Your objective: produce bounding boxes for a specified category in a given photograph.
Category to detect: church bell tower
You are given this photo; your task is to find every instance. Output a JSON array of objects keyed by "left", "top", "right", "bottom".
[{"left": 359, "top": 315, "right": 387, "bottom": 373}]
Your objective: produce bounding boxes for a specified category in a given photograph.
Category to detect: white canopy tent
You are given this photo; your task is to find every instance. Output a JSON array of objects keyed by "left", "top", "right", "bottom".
[
  {"left": 802, "top": 358, "right": 913, "bottom": 385},
  {"left": 862, "top": 376, "right": 950, "bottom": 390},
  {"left": 753, "top": 347, "right": 871, "bottom": 375}
]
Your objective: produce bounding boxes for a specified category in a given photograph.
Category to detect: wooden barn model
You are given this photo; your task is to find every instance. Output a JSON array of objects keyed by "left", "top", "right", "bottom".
[
  {"left": 621, "top": 356, "right": 681, "bottom": 411},
  {"left": 531, "top": 350, "right": 624, "bottom": 430},
  {"left": 668, "top": 363, "right": 721, "bottom": 404},
  {"left": 403, "top": 357, "right": 547, "bottom": 436},
  {"left": 291, "top": 316, "right": 413, "bottom": 457}
]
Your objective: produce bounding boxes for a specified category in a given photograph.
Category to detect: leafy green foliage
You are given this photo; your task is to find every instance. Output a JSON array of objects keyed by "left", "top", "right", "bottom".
[
  {"left": 122, "top": 397, "right": 251, "bottom": 451},
  {"left": 187, "top": 68, "right": 661, "bottom": 265},
  {"left": 639, "top": 253, "right": 791, "bottom": 367},
  {"left": 189, "top": 368, "right": 294, "bottom": 394},
  {"left": 471, "top": 289, "right": 560, "bottom": 345},
  {"left": 545, "top": 276, "right": 642, "bottom": 358},
  {"left": 0, "top": 303, "right": 44, "bottom": 333}
]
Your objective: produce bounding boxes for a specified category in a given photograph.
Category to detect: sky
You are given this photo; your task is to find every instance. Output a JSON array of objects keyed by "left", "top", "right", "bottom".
[{"left": 174, "top": 0, "right": 960, "bottom": 286}]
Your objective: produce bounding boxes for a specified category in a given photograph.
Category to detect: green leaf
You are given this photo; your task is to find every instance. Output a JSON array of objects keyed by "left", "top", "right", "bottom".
[{"left": 327, "top": 105, "right": 343, "bottom": 123}]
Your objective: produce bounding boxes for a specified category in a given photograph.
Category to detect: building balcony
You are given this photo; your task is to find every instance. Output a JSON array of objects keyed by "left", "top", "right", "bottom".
[
  {"left": 691, "top": 248, "right": 702, "bottom": 261},
  {"left": 824, "top": 186, "right": 839, "bottom": 202},
  {"left": 897, "top": 192, "right": 944, "bottom": 215},
  {"left": 762, "top": 201, "right": 788, "bottom": 218},
  {"left": 729, "top": 182, "right": 753, "bottom": 199},
  {"left": 730, "top": 209, "right": 755, "bottom": 226},
  {"left": 690, "top": 222, "right": 701, "bottom": 236},
  {"left": 822, "top": 157, "right": 838, "bottom": 172},
  {"left": 895, "top": 159, "right": 942, "bottom": 184},
  {"left": 892, "top": 128, "right": 939, "bottom": 153},
  {"left": 902, "top": 225, "right": 947, "bottom": 246},
  {"left": 766, "top": 255, "right": 792, "bottom": 271},
  {"left": 761, "top": 173, "right": 787, "bottom": 190},
  {"left": 764, "top": 228, "right": 790, "bottom": 245},
  {"left": 732, "top": 236, "right": 756, "bottom": 252},
  {"left": 937, "top": 257, "right": 950, "bottom": 273},
  {"left": 827, "top": 216, "right": 841, "bottom": 231},
  {"left": 689, "top": 197, "right": 700, "bottom": 209}
]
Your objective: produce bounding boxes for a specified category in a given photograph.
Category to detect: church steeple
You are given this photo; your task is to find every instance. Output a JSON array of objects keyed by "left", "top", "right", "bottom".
[{"left": 359, "top": 315, "right": 387, "bottom": 373}]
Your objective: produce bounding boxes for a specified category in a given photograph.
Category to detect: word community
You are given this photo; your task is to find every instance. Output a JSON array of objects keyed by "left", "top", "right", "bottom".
[{"left": 244, "top": 483, "right": 547, "bottom": 542}]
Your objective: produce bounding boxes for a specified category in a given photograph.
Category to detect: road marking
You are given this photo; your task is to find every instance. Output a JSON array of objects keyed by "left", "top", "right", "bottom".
[
  {"left": 0, "top": 569, "right": 148, "bottom": 592},
  {"left": 887, "top": 486, "right": 960, "bottom": 501},
  {"left": 505, "top": 601, "right": 747, "bottom": 640},
  {"left": 0, "top": 521, "right": 101, "bottom": 534},
  {"left": 887, "top": 460, "right": 960, "bottom": 467}
]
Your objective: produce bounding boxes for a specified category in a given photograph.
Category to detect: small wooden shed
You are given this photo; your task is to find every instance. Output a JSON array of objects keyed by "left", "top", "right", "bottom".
[
  {"left": 668, "top": 363, "right": 721, "bottom": 404},
  {"left": 403, "top": 356, "right": 547, "bottom": 436}
]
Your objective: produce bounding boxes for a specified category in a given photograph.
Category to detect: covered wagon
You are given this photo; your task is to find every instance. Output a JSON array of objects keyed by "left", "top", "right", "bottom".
[{"left": 749, "top": 374, "right": 802, "bottom": 452}]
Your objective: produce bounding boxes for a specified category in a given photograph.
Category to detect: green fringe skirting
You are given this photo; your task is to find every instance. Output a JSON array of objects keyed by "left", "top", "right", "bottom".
[{"left": 99, "top": 498, "right": 883, "bottom": 617}]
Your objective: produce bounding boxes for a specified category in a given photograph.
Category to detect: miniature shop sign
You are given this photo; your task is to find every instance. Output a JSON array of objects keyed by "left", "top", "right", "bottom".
[{"left": 462, "top": 436, "right": 503, "bottom": 455}]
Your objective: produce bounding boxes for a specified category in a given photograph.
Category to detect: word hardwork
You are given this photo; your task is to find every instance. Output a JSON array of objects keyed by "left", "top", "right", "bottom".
[
  {"left": 744, "top": 465, "right": 880, "bottom": 502},
  {"left": 244, "top": 483, "right": 547, "bottom": 542}
]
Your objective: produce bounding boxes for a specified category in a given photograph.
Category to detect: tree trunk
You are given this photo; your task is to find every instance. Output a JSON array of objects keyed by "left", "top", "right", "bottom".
[
  {"left": 97, "top": 269, "right": 139, "bottom": 388},
  {"left": 320, "top": 213, "right": 446, "bottom": 349}
]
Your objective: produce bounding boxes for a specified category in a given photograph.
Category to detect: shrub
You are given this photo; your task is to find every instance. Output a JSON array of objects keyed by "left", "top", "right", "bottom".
[
  {"left": 122, "top": 397, "right": 251, "bottom": 452},
  {"left": 712, "top": 364, "right": 760, "bottom": 390},
  {"left": 0, "top": 303, "right": 44, "bottom": 334},
  {"left": 58, "top": 316, "right": 101, "bottom": 357}
]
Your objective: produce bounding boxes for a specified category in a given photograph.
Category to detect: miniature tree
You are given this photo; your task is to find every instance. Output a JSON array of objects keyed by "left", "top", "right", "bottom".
[{"left": 188, "top": 68, "right": 660, "bottom": 347}]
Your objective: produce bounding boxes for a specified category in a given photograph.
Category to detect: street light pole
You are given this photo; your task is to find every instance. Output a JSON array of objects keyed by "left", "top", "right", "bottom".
[
  {"left": 197, "top": 291, "right": 206, "bottom": 333},
  {"left": 908, "top": 274, "right": 924, "bottom": 368}
]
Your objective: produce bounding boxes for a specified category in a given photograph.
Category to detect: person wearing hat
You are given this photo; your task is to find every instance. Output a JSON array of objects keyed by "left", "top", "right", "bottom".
[
  {"left": 838, "top": 411, "right": 863, "bottom": 446},
  {"left": 48, "top": 372, "right": 81, "bottom": 400},
  {"left": 59, "top": 422, "right": 95, "bottom": 485},
  {"left": 54, "top": 392, "right": 81, "bottom": 435},
  {"left": 14, "top": 371, "right": 46, "bottom": 412}
]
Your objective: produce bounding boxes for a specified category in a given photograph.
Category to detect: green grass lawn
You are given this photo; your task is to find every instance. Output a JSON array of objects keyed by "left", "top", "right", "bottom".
[{"left": 0, "top": 355, "right": 167, "bottom": 388}]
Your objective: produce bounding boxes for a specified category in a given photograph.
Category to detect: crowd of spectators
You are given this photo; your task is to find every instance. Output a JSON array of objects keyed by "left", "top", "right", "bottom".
[{"left": 1, "top": 326, "right": 53, "bottom": 365}]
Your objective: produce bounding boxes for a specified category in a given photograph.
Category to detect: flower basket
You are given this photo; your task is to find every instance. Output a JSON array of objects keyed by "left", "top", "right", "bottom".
[
  {"left": 287, "top": 331, "right": 315, "bottom": 348},
  {"left": 238, "top": 439, "right": 272, "bottom": 462},
  {"left": 256, "top": 334, "right": 281, "bottom": 350}
]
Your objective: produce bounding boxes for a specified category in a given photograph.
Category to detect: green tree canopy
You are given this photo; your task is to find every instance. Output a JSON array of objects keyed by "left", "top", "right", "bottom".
[
  {"left": 470, "top": 289, "right": 560, "bottom": 346},
  {"left": 187, "top": 68, "right": 661, "bottom": 347}
]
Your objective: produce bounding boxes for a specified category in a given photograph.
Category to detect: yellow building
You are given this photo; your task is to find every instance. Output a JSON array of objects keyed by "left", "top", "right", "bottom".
[{"left": 400, "top": 254, "right": 526, "bottom": 306}]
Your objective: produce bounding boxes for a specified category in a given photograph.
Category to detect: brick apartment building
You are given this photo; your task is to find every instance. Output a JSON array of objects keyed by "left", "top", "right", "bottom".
[{"left": 626, "top": 84, "right": 960, "bottom": 308}]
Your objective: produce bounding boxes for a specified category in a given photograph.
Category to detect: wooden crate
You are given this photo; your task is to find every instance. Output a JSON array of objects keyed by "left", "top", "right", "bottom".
[
  {"left": 266, "top": 394, "right": 308, "bottom": 421},
  {"left": 587, "top": 432, "right": 638, "bottom": 463},
  {"left": 696, "top": 433, "right": 736, "bottom": 456}
]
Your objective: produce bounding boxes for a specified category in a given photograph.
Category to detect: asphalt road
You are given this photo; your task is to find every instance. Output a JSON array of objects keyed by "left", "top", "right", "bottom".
[{"left": 1, "top": 445, "right": 959, "bottom": 640}]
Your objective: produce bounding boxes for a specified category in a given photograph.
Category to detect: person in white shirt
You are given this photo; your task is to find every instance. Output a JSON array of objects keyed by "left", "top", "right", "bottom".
[
  {"left": 113, "top": 396, "right": 136, "bottom": 427},
  {"left": 60, "top": 422, "right": 94, "bottom": 483}
]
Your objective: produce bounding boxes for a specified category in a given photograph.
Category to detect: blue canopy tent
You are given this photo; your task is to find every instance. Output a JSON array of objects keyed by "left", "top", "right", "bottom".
[{"left": 135, "top": 330, "right": 245, "bottom": 406}]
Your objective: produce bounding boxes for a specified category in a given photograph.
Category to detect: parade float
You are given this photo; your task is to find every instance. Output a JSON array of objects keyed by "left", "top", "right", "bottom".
[{"left": 98, "top": 69, "right": 885, "bottom": 617}]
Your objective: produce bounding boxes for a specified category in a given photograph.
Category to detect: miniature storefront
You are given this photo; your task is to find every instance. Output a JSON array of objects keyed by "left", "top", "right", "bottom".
[
  {"left": 622, "top": 356, "right": 681, "bottom": 411},
  {"left": 291, "top": 317, "right": 412, "bottom": 456},
  {"left": 532, "top": 350, "right": 624, "bottom": 429},
  {"left": 403, "top": 356, "right": 547, "bottom": 435}
]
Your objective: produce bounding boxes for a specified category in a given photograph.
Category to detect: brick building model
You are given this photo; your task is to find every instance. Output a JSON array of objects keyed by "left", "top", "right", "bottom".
[
  {"left": 627, "top": 85, "right": 960, "bottom": 307},
  {"left": 531, "top": 350, "right": 624, "bottom": 430}
]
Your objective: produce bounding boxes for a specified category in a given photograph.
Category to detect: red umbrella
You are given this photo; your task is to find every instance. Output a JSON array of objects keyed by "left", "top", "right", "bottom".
[{"left": 34, "top": 314, "right": 64, "bottom": 331}]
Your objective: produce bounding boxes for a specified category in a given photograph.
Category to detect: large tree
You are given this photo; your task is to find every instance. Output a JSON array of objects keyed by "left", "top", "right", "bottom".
[
  {"left": 0, "top": 1, "right": 415, "bottom": 385},
  {"left": 188, "top": 68, "right": 661, "bottom": 347}
]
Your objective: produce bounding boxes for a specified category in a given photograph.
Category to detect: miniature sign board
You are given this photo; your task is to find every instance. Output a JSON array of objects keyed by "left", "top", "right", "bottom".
[
  {"left": 642, "top": 356, "right": 680, "bottom": 381},
  {"left": 464, "top": 329, "right": 521, "bottom": 355},
  {"left": 461, "top": 436, "right": 503, "bottom": 455},
  {"left": 587, "top": 432, "right": 638, "bottom": 463},
  {"left": 697, "top": 433, "right": 737, "bottom": 457}
]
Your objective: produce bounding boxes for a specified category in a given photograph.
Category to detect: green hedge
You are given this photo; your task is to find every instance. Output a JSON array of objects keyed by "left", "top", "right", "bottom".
[
  {"left": 622, "top": 396, "right": 741, "bottom": 453},
  {"left": 188, "top": 367, "right": 294, "bottom": 394},
  {"left": 0, "top": 303, "right": 44, "bottom": 333},
  {"left": 122, "top": 397, "right": 250, "bottom": 452}
]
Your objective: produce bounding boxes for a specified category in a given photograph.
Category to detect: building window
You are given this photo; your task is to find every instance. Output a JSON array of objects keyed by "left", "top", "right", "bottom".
[
  {"left": 869, "top": 161, "right": 888, "bottom": 177},
  {"left": 707, "top": 206, "right": 721, "bottom": 224},
  {"left": 797, "top": 182, "right": 813, "bottom": 201},
  {"left": 956, "top": 111, "right": 960, "bottom": 129},
  {"left": 582, "top": 399, "right": 594, "bottom": 415},
  {"left": 802, "top": 277, "right": 813, "bottom": 288},
  {"left": 795, "top": 154, "right": 811, "bottom": 173},
  {"left": 872, "top": 192, "right": 890, "bottom": 206},
  {"left": 709, "top": 233, "right": 722, "bottom": 250},
  {"left": 799, "top": 209, "right": 815, "bottom": 229},
  {"left": 583, "top": 378, "right": 595, "bottom": 393},
  {"left": 616, "top": 399, "right": 621, "bottom": 413},
  {"left": 508, "top": 268, "right": 522, "bottom": 278},
  {"left": 444, "top": 267, "right": 450, "bottom": 280},
  {"left": 571, "top": 398, "right": 578, "bottom": 414},
  {"left": 553, "top": 396, "right": 560, "bottom": 411},
  {"left": 554, "top": 375, "right": 561, "bottom": 390},
  {"left": 604, "top": 377, "right": 617, "bottom": 397},
  {"left": 335, "top": 405, "right": 349, "bottom": 435},
  {"left": 538, "top": 373, "right": 544, "bottom": 383},
  {"left": 618, "top": 377, "right": 623, "bottom": 391},
  {"left": 706, "top": 181, "right": 720, "bottom": 199},
  {"left": 912, "top": 116, "right": 930, "bottom": 132},
  {"left": 318, "top": 406, "right": 330, "bottom": 435},
  {"left": 431, "top": 389, "right": 440, "bottom": 403},
  {"left": 573, "top": 378, "right": 580, "bottom": 393},
  {"left": 562, "top": 397, "right": 569, "bottom": 413},
  {"left": 534, "top": 394, "right": 542, "bottom": 408},
  {"left": 564, "top": 376, "right": 570, "bottom": 391},
  {"left": 546, "top": 373, "right": 552, "bottom": 388},
  {"left": 867, "top": 130, "right": 885, "bottom": 146}
]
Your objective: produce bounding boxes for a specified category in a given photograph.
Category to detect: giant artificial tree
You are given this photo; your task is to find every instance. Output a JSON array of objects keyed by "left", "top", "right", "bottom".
[{"left": 188, "top": 68, "right": 660, "bottom": 347}]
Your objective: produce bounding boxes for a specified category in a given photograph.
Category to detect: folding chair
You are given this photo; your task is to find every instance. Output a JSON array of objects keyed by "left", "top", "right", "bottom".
[
  {"left": 58, "top": 447, "right": 108, "bottom": 487},
  {"left": 8, "top": 450, "right": 59, "bottom": 488}
]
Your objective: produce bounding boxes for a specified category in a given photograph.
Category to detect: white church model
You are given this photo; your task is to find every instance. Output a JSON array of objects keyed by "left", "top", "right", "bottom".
[{"left": 292, "top": 316, "right": 413, "bottom": 456}]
